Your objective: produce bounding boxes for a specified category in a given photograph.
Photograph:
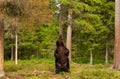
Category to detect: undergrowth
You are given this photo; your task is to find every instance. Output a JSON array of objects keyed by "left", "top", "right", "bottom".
[{"left": 3, "top": 58, "right": 120, "bottom": 79}]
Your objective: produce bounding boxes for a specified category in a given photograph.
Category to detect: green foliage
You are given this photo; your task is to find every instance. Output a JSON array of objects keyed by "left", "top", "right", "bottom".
[
  {"left": 60, "top": 0, "right": 71, "bottom": 4},
  {"left": 17, "top": 24, "right": 59, "bottom": 59},
  {"left": 74, "top": 19, "right": 96, "bottom": 33},
  {"left": 71, "top": 0, "right": 115, "bottom": 64}
]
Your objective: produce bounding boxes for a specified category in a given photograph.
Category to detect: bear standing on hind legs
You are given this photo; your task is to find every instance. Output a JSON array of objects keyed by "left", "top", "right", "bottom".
[{"left": 54, "top": 35, "right": 70, "bottom": 74}]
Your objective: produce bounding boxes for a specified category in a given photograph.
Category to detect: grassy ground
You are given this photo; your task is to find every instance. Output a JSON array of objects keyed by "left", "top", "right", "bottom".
[{"left": 3, "top": 58, "right": 120, "bottom": 79}]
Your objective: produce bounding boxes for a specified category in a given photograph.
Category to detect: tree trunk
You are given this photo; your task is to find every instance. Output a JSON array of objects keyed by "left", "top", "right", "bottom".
[
  {"left": 66, "top": 10, "right": 72, "bottom": 63},
  {"left": 11, "top": 38, "right": 15, "bottom": 61},
  {"left": 0, "top": 19, "right": 5, "bottom": 77},
  {"left": 59, "top": 4, "right": 63, "bottom": 36},
  {"left": 113, "top": 0, "right": 120, "bottom": 69},
  {"left": 15, "top": 33, "right": 18, "bottom": 65},
  {"left": 90, "top": 50, "right": 93, "bottom": 65},
  {"left": 106, "top": 42, "right": 109, "bottom": 64},
  {"left": 11, "top": 46, "right": 14, "bottom": 61}
]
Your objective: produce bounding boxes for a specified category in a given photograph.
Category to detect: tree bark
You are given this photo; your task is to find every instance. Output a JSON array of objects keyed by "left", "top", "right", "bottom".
[
  {"left": 66, "top": 9, "right": 72, "bottom": 62},
  {"left": 113, "top": 0, "right": 120, "bottom": 69},
  {"left": 90, "top": 50, "right": 93, "bottom": 65},
  {"left": 11, "top": 46, "right": 14, "bottom": 61},
  {"left": 0, "top": 19, "right": 5, "bottom": 77},
  {"left": 15, "top": 33, "right": 18, "bottom": 65},
  {"left": 59, "top": 4, "right": 63, "bottom": 36},
  {"left": 11, "top": 38, "right": 15, "bottom": 61}
]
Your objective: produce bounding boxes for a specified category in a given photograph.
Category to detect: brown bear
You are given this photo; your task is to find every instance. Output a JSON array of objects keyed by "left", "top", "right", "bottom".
[{"left": 54, "top": 35, "right": 70, "bottom": 74}]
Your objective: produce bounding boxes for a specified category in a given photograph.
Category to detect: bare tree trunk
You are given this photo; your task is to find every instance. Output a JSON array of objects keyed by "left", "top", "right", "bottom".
[
  {"left": 11, "top": 38, "right": 15, "bottom": 61},
  {"left": 15, "top": 33, "right": 18, "bottom": 65},
  {"left": 66, "top": 10, "right": 72, "bottom": 62},
  {"left": 59, "top": 4, "right": 63, "bottom": 36},
  {"left": 90, "top": 50, "right": 93, "bottom": 65},
  {"left": 113, "top": 0, "right": 120, "bottom": 69},
  {"left": 11, "top": 46, "right": 14, "bottom": 61},
  {"left": 106, "top": 42, "right": 109, "bottom": 64},
  {"left": 0, "top": 19, "right": 5, "bottom": 77}
]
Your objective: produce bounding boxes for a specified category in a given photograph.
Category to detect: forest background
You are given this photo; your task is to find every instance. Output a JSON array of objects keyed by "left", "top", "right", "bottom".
[
  {"left": 4, "top": 0, "right": 115, "bottom": 64},
  {"left": 0, "top": 0, "right": 118, "bottom": 78}
]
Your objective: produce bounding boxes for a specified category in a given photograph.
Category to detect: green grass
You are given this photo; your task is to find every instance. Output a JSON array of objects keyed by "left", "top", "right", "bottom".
[{"left": 3, "top": 58, "right": 120, "bottom": 79}]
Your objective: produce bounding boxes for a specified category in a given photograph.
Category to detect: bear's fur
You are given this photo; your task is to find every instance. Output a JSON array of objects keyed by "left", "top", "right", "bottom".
[{"left": 54, "top": 35, "right": 70, "bottom": 74}]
